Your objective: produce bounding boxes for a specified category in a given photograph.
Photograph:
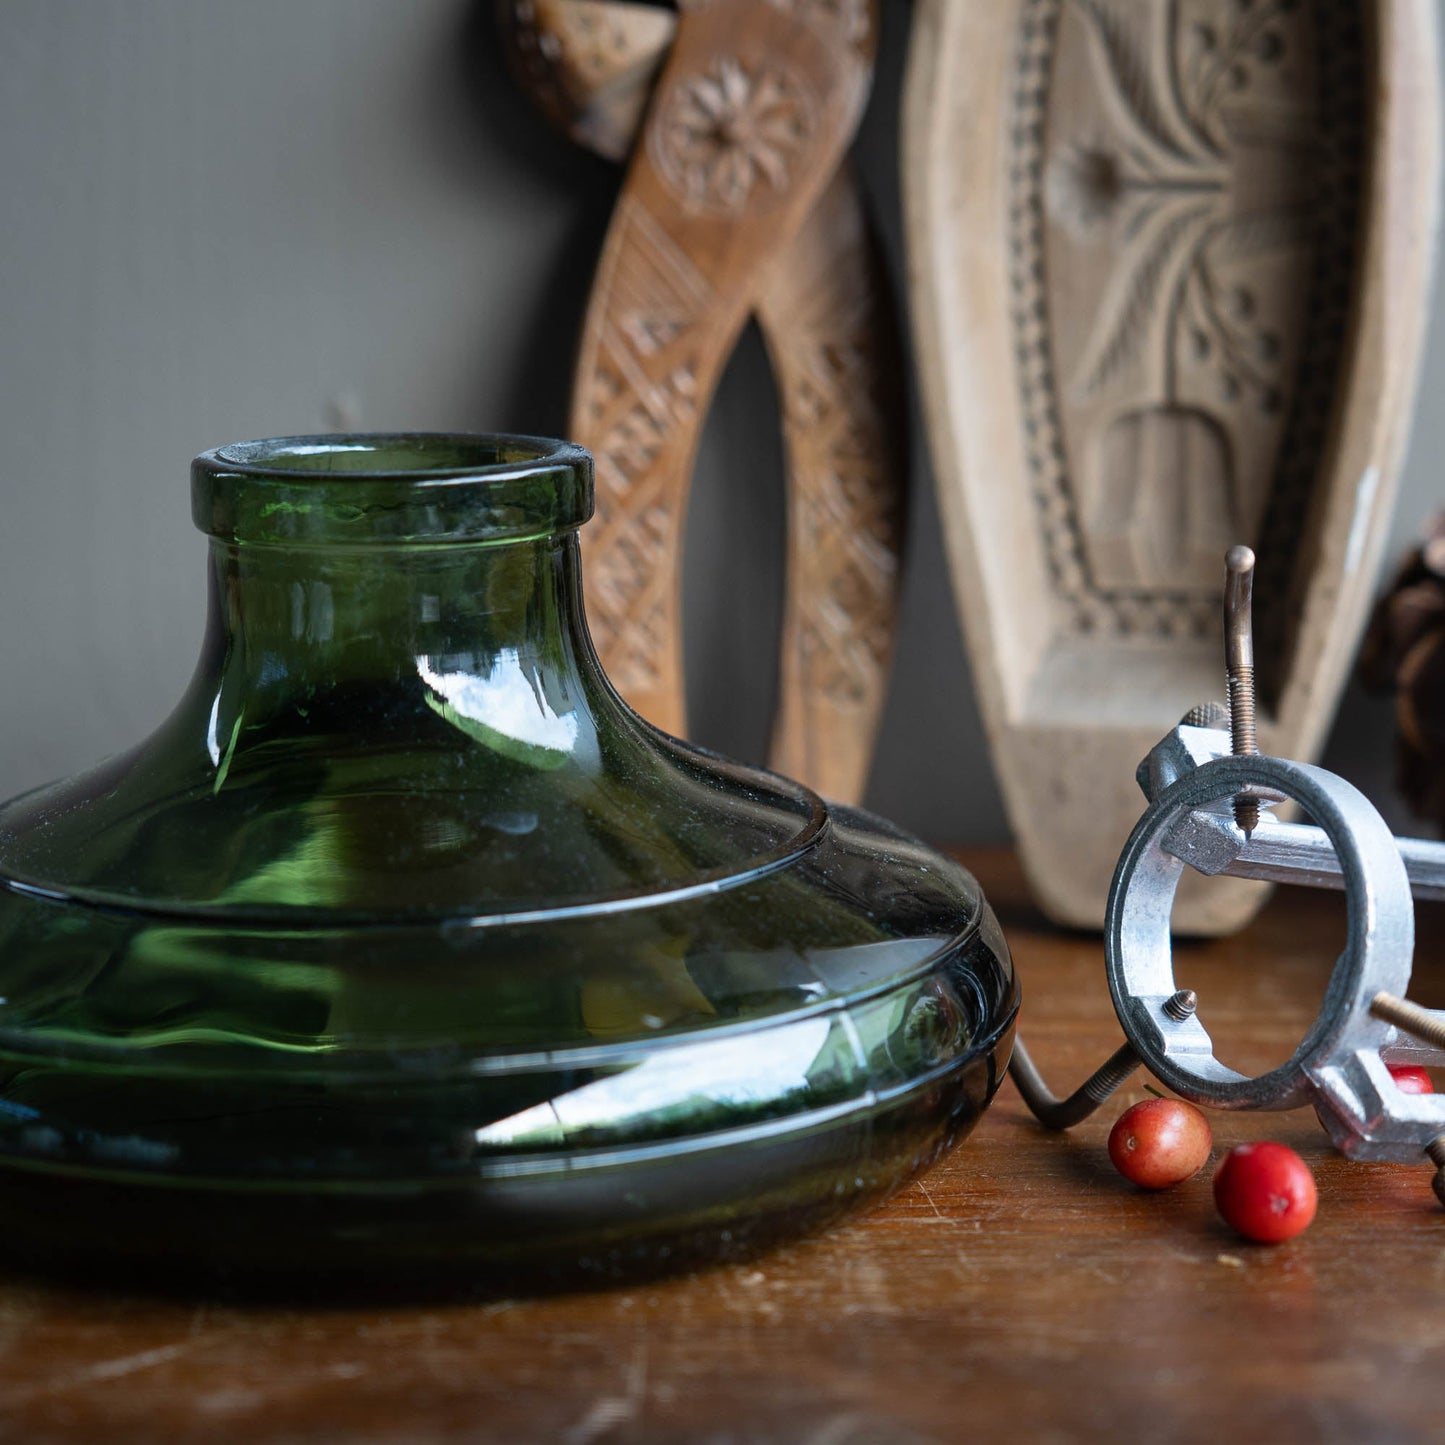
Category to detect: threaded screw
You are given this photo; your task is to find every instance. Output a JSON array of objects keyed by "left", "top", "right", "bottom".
[
  {"left": 1010, "top": 989, "right": 1198, "bottom": 1130},
  {"left": 1162, "top": 988, "right": 1199, "bottom": 1022},
  {"left": 1224, "top": 545, "right": 1260, "bottom": 835},
  {"left": 1370, "top": 991, "right": 1445, "bottom": 1051}
]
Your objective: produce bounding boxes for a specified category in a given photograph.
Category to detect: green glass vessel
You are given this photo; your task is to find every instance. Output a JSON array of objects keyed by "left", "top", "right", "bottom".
[{"left": 0, "top": 435, "right": 1017, "bottom": 1292}]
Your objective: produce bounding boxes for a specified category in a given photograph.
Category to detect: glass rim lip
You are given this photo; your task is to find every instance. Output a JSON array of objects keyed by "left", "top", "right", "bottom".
[
  {"left": 193, "top": 431, "right": 592, "bottom": 485},
  {"left": 191, "top": 431, "right": 595, "bottom": 544}
]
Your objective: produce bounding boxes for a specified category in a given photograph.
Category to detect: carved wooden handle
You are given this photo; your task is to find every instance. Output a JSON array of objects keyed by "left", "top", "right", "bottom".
[
  {"left": 761, "top": 167, "right": 906, "bottom": 802},
  {"left": 569, "top": 0, "right": 880, "bottom": 742}
]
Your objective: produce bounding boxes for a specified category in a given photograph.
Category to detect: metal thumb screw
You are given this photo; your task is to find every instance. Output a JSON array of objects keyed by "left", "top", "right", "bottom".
[{"left": 1224, "top": 546, "right": 1260, "bottom": 836}]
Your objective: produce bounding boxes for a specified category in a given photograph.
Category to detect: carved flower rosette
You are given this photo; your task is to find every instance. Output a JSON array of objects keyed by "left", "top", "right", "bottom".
[{"left": 648, "top": 55, "right": 819, "bottom": 216}]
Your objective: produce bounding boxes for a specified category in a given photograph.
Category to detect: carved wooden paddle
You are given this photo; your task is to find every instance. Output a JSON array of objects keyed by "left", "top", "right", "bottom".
[{"left": 501, "top": 0, "right": 903, "bottom": 803}]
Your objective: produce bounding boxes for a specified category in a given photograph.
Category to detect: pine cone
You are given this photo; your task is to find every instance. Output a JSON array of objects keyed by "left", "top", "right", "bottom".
[{"left": 1361, "top": 516, "right": 1445, "bottom": 830}]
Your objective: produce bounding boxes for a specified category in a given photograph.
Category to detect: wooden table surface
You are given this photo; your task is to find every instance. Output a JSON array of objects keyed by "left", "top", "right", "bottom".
[{"left": 2, "top": 849, "right": 1444, "bottom": 1444}]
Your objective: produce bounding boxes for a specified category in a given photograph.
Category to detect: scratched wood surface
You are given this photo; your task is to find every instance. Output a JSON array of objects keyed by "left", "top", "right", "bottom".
[{"left": 3, "top": 851, "right": 1445, "bottom": 1444}]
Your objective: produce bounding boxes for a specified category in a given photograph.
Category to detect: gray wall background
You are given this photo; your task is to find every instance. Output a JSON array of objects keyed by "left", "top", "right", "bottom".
[{"left": 0, "top": 0, "right": 1439, "bottom": 842}]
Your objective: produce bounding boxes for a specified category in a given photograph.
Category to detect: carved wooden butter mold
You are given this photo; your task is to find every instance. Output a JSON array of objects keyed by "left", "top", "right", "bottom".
[
  {"left": 1010, "top": 0, "right": 1364, "bottom": 661},
  {"left": 906, "top": 0, "right": 1440, "bottom": 930}
]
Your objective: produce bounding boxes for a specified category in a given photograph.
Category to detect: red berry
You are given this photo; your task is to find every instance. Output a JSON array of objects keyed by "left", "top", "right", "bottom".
[
  {"left": 1387, "top": 1063, "right": 1435, "bottom": 1096},
  {"left": 1213, "top": 1141, "right": 1317, "bottom": 1243},
  {"left": 1108, "top": 1098, "right": 1213, "bottom": 1189}
]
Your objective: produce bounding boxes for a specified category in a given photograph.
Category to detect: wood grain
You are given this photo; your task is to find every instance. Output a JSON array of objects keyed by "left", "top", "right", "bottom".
[
  {"left": 904, "top": 0, "right": 1442, "bottom": 930},
  {"left": 503, "top": 0, "right": 905, "bottom": 804},
  {"left": 762, "top": 165, "right": 906, "bottom": 802},
  {"left": 5, "top": 852, "right": 1445, "bottom": 1443},
  {"left": 566, "top": 0, "right": 901, "bottom": 809},
  {"left": 571, "top": 0, "right": 878, "bottom": 739}
]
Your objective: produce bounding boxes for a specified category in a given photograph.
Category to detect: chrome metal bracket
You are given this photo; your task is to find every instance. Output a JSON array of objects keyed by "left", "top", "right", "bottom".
[
  {"left": 1010, "top": 545, "right": 1445, "bottom": 1201},
  {"left": 1112, "top": 728, "right": 1445, "bottom": 1163}
]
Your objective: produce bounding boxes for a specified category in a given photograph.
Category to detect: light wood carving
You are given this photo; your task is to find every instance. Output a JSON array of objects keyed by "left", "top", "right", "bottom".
[
  {"left": 557, "top": 0, "right": 903, "bottom": 805},
  {"left": 905, "top": 0, "right": 1441, "bottom": 930}
]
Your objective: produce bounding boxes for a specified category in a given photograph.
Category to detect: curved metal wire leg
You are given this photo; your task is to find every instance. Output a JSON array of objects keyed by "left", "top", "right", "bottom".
[
  {"left": 1008, "top": 1037, "right": 1142, "bottom": 1131},
  {"left": 1008, "top": 990, "right": 1197, "bottom": 1131}
]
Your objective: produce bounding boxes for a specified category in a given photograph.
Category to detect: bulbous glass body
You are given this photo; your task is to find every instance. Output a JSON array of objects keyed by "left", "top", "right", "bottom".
[{"left": 0, "top": 435, "right": 1017, "bottom": 1292}]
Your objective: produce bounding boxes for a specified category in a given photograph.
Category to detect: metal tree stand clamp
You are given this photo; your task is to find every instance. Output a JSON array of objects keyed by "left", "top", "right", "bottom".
[{"left": 1013, "top": 548, "right": 1445, "bottom": 1203}]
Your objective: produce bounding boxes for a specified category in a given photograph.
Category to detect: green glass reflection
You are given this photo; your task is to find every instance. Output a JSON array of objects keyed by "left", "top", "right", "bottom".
[{"left": 0, "top": 434, "right": 1017, "bottom": 1291}]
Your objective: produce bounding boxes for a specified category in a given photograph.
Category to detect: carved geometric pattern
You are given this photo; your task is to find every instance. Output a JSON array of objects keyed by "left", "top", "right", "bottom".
[
  {"left": 579, "top": 198, "right": 712, "bottom": 695},
  {"left": 586, "top": 502, "right": 676, "bottom": 697},
  {"left": 648, "top": 57, "right": 817, "bottom": 215},
  {"left": 1010, "top": 0, "right": 1364, "bottom": 656},
  {"left": 779, "top": 299, "right": 902, "bottom": 708},
  {"left": 732, "top": 162, "right": 904, "bottom": 749}
]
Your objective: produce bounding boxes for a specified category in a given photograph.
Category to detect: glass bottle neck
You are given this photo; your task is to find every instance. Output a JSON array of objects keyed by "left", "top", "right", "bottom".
[{"left": 197, "top": 533, "right": 601, "bottom": 719}]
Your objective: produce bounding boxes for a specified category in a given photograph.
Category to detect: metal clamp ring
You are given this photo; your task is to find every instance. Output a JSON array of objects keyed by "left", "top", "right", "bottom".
[{"left": 1104, "top": 754, "right": 1415, "bottom": 1111}]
